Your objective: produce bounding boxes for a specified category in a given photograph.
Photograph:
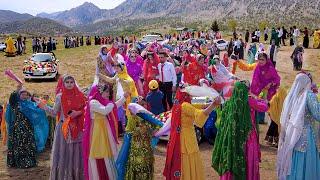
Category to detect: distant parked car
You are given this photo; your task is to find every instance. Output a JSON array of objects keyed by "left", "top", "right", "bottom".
[
  {"left": 213, "top": 39, "right": 229, "bottom": 51},
  {"left": 0, "top": 42, "right": 6, "bottom": 51},
  {"left": 140, "top": 34, "right": 164, "bottom": 45},
  {"left": 23, "top": 53, "right": 59, "bottom": 81}
]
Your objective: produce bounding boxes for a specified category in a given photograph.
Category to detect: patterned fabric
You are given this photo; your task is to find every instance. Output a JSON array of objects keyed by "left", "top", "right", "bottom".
[
  {"left": 212, "top": 82, "right": 252, "bottom": 180},
  {"left": 125, "top": 116, "right": 158, "bottom": 180},
  {"left": 6, "top": 92, "right": 37, "bottom": 168}
]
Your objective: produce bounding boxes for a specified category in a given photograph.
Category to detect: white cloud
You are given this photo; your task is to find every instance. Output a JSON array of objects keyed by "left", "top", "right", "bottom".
[{"left": 0, "top": 0, "right": 126, "bottom": 15}]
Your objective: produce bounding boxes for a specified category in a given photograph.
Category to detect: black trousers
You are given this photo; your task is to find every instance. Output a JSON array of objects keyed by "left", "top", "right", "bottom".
[
  {"left": 266, "top": 120, "right": 279, "bottom": 138},
  {"left": 159, "top": 82, "right": 173, "bottom": 111}
]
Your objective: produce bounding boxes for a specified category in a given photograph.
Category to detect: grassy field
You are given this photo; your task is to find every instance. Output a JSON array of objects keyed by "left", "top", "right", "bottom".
[{"left": 0, "top": 36, "right": 319, "bottom": 179}]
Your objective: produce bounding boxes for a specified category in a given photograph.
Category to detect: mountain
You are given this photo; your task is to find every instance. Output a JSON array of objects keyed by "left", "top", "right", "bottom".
[
  {"left": 37, "top": 2, "right": 105, "bottom": 27},
  {"left": 0, "top": 17, "right": 72, "bottom": 35},
  {"left": 0, "top": 10, "right": 33, "bottom": 23},
  {"left": 37, "top": 0, "right": 320, "bottom": 33}
]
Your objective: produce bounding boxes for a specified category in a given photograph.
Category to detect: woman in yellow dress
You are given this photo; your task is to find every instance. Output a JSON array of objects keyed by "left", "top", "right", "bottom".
[
  {"left": 5, "top": 37, "right": 16, "bottom": 57},
  {"left": 83, "top": 83, "right": 127, "bottom": 180},
  {"left": 163, "top": 87, "right": 221, "bottom": 180}
]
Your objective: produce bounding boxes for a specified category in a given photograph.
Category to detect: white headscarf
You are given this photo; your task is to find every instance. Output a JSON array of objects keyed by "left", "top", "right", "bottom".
[
  {"left": 98, "top": 45, "right": 108, "bottom": 61},
  {"left": 277, "top": 73, "right": 312, "bottom": 180}
]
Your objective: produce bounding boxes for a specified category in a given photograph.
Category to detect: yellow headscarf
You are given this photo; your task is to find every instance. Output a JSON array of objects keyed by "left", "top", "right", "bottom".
[
  {"left": 269, "top": 87, "right": 288, "bottom": 133},
  {"left": 117, "top": 64, "right": 138, "bottom": 116},
  {"left": 313, "top": 30, "right": 320, "bottom": 48}
]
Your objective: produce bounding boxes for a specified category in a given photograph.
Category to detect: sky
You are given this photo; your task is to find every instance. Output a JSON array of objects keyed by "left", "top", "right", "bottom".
[{"left": 0, "top": 0, "right": 126, "bottom": 15}]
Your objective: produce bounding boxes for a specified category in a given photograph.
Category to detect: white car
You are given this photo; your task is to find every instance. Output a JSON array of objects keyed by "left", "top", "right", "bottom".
[
  {"left": 213, "top": 39, "right": 229, "bottom": 51},
  {"left": 140, "top": 34, "right": 164, "bottom": 45},
  {"left": 0, "top": 42, "right": 6, "bottom": 51},
  {"left": 23, "top": 53, "right": 59, "bottom": 81}
]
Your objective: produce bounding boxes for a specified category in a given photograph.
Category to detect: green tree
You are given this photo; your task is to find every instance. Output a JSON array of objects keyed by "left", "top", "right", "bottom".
[
  {"left": 228, "top": 19, "right": 238, "bottom": 31},
  {"left": 259, "top": 21, "right": 269, "bottom": 30},
  {"left": 211, "top": 20, "right": 219, "bottom": 32}
]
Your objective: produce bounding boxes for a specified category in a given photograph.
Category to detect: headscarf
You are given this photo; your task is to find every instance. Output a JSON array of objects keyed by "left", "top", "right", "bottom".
[
  {"left": 277, "top": 73, "right": 312, "bottom": 179},
  {"left": 61, "top": 75, "right": 86, "bottom": 140},
  {"left": 212, "top": 81, "right": 252, "bottom": 179},
  {"left": 99, "top": 45, "right": 108, "bottom": 61},
  {"left": 117, "top": 62, "right": 139, "bottom": 115},
  {"left": 269, "top": 87, "right": 287, "bottom": 131},
  {"left": 250, "top": 55, "right": 280, "bottom": 101},
  {"left": 83, "top": 85, "right": 119, "bottom": 180},
  {"left": 163, "top": 89, "right": 191, "bottom": 179}
]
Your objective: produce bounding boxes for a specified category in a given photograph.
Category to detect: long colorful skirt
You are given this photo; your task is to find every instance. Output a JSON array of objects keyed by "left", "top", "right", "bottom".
[
  {"left": 50, "top": 121, "right": 84, "bottom": 180},
  {"left": 7, "top": 111, "right": 37, "bottom": 168},
  {"left": 125, "top": 122, "right": 154, "bottom": 180}
]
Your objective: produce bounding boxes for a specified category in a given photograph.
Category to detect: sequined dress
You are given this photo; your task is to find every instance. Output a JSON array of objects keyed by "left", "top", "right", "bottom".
[
  {"left": 6, "top": 92, "right": 37, "bottom": 168},
  {"left": 125, "top": 116, "right": 160, "bottom": 180}
]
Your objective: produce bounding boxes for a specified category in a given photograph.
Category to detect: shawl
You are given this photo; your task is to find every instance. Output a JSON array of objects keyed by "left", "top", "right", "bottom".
[
  {"left": 125, "top": 57, "right": 143, "bottom": 82},
  {"left": 269, "top": 87, "right": 287, "bottom": 132},
  {"left": 143, "top": 53, "right": 160, "bottom": 81},
  {"left": 250, "top": 59, "right": 280, "bottom": 101},
  {"left": 83, "top": 85, "right": 119, "bottom": 180},
  {"left": 277, "top": 73, "right": 311, "bottom": 179},
  {"left": 61, "top": 80, "right": 86, "bottom": 140},
  {"left": 163, "top": 89, "right": 191, "bottom": 179},
  {"left": 212, "top": 82, "right": 252, "bottom": 180}
]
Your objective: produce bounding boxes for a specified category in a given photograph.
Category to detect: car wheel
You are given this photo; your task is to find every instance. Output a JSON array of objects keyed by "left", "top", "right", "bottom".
[
  {"left": 24, "top": 78, "right": 30, "bottom": 82},
  {"left": 195, "top": 127, "right": 203, "bottom": 144}
]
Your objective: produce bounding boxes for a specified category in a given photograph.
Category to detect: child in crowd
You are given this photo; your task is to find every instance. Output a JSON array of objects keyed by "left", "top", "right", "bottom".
[{"left": 146, "top": 80, "right": 165, "bottom": 115}]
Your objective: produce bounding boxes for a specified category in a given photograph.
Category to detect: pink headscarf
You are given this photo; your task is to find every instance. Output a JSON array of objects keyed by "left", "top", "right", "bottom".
[{"left": 250, "top": 58, "right": 280, "bottom": 101}]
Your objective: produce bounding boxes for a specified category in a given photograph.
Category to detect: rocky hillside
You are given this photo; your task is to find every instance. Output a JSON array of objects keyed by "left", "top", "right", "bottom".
[
  {"left": 0, "top": 10, "right": 33, "bottom": 23},
  {"left": 37, "top": 2, "right": 105, "bottom": 27},
  {"left": 0, "top": 17, "right": 72, "bottom": 36},
  {"left": 37, "top": 0, "right": 320, "bottom": 29}
]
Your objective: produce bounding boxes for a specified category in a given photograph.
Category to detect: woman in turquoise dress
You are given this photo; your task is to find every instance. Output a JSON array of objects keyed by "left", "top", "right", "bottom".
[{"left": 277, "top": 72, "right": 320, "bottom": 180}]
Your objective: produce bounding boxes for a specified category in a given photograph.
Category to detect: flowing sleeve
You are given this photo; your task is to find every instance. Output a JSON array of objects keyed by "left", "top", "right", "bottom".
[
  {"left": 219, "top": 64, "right": 233, "bottom": 79},
  {"left": 182, "top": 102, "right": 208, "bottom": 128},
  {"left": 115, "top": 97, "right": 126, "bottom": 108},
  {"left": 307, "top": 91, "right": 320, "bottom": 121},
  {"left": 90, "top": 100, "right": 115, "bottom": 116},
  {"left": 45, "top": 94, "right": 61, "bottom": 117},
  {"left": 237, "top": 60, "right": 257, "bottom": 71},
  {"left": 248, "top": 97, "right": 269, "bottom": 112}
]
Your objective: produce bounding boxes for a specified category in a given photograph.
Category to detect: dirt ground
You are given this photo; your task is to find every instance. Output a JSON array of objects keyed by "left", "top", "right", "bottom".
[{"left": 0, "top": 38, "right": 319, "bottom": 180}]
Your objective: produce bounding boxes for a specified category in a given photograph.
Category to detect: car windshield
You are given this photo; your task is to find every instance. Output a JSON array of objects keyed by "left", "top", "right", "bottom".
[
  {"left": 31, "top": 54, "right": 53, "bottom": 62},
  {"left": 142, "top": 36, "right": 162, "bottom": 42}
]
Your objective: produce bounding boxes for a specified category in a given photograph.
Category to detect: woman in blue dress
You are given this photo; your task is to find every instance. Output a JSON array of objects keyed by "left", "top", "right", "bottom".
[{"left": 277, "top": 72, "right": 320, "bottom": 180}]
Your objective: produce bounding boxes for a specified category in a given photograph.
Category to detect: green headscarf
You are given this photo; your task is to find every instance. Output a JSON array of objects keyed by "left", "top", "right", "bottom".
[{"left": 212, "top": 81, "right": 252, "bottom": 180}]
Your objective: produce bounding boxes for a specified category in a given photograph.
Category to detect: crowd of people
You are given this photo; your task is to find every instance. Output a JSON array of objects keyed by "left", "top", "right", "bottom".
[
  {"left": 0, "top": 25, "right": 319, "bottom": 180},
  {"left": 32, "top": 37, "right": 57, "bottom": 53}
]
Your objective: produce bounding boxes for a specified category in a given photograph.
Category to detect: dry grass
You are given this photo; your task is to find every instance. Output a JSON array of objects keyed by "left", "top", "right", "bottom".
[{"left": 0, "top": 37, "right": 319, "bottom": 179}]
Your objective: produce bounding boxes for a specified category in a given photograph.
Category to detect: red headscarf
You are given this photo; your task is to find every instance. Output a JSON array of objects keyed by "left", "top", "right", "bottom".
[
  {"left": 163, "top": 89, "right": 191, "bottom": 179},
  {"left": 61, "top": 76, "right": 86, "bottom": 140}
]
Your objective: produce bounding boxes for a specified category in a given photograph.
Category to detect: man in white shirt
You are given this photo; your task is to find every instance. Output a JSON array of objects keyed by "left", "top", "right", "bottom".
[
  {"left": 278, "top": 27, "right": 283, "bottom": 46},
  {"left": 158, "top": 51, "right": 177, "bottom": 111},
  {"left": 293, "top": 26, "right": 300, "bottom": 47}
]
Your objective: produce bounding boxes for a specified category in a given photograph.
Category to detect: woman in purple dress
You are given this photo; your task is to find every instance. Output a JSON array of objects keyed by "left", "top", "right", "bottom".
[{"left": 125, "top": 48, "right": 144, "bottom": 96}]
